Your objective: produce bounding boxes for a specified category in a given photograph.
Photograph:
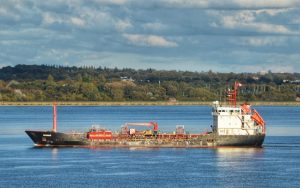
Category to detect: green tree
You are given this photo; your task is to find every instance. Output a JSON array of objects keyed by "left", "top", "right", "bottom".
[{"left": 47, "top": 74, "right": 55, "bottom": 83}]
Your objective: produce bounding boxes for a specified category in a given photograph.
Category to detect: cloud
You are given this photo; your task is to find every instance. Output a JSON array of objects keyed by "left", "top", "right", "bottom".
[
  {"left": 212, "top": 10, "right": 296, "bottom": 35},
  {"left": 234, "top": 37, "right": 287, "bottom": 47},
  {"left": 42, "top": 12, "right": 86, "bottom": 28},
  {"left": 254, "top": 8, "right": 292, "bottom": 16},
  {"left": 227, "top": 50, "right": 300, "bottom": 72},
  {"left": 115, "top": 19, "right": 132, "bottom": 31},
  {"left": 0, "top": 40, "right": 30, "bottom": 46},
  {"left": 0, "top": 7, "right": 21, "bottom": 22},
  {"left": 74, "top": 8, "right": 121, "bottom": 32},
  {"left": 224, "top": 19, "right": 291, "bottom": 34},
  {"left": 226, "top": 0, "right": 300, "bottom": 9},
  {"left": 42, "top": 12, "right": 62, "bottom": 25},
  {"left": 70, "top": 17, "right": 85, "bottom": 27},
  {"left": 290, "top": 17, "right": 300, "bottom": 24},
  {"left": 93, "top": 0, "right": 128, "bottom": 5},
  {"left": 143, "top": 22, "right": 167, "bottom": 31},
  {"left": 123, "top": 34, "right": 178, "bottom": 47},
  {"left": 243, "top": 64, "right": 295, "bottom": 73},
  {"left": 0, "top": 0, "right": 300, "bottom": 73},
  {"left": 157, "top": 0, "right": 300, "bottom": 9}
]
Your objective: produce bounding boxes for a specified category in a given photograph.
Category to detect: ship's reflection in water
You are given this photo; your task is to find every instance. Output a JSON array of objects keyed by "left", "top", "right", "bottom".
[
  {"left": 51, "top": 148, "right": 58, "bottom": 160},
  {"left": 214, "top": 147, "right": 265, "bottom": 187},
  {"left": 216, "top": 147, "right": 264, "bottom": 159}
]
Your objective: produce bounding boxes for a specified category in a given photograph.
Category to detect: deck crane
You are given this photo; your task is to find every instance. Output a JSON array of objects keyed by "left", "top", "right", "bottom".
[{"left": 122, "top": 122, "right": 159, "bottom": 136}]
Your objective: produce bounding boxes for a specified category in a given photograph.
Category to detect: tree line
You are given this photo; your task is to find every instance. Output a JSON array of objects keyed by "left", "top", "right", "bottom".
[{"left": 0, "top": 64, "right": 300, "bottom": 102}]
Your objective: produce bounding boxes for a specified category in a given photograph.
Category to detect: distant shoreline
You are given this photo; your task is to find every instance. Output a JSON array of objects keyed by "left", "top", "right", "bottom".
[{"left": 0, "top": 101, "right": 299, "bottom": 106}]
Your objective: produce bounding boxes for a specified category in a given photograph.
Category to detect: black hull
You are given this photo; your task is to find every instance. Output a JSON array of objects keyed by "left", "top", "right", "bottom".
[
  {"left": 25, "top": 130, "right": 265, "bottom": 147},
  {"left": 216, "top": 135, "right": 265, "bottom": 147},
  {"left": 25, "top": 130, "right": 88, "bottom": 146}
]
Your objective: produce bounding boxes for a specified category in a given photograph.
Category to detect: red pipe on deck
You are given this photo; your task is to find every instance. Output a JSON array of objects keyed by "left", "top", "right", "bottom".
[{"left": 53, "top": 102, "right": 57, "bottom": 132}]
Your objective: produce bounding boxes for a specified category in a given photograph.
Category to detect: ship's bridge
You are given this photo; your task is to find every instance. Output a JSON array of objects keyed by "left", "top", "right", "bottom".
[
  {"left": 212, "top": 106, "right": 242, "bottom": 116},
  {"left": 211, "top": 101, "right": 259, "bottom": 136},
  {"left": 211, "top": 101, "right": 242, "bottom": 116}
]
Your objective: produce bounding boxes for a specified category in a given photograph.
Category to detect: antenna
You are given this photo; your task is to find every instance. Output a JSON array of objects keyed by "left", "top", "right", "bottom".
[{"left": 227, "top": 81, "right": 242, "bottom": 107}]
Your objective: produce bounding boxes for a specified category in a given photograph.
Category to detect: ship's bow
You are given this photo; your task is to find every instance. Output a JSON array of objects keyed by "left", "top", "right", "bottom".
[{"left": 25, "top": 130, "right": 53, "bottom": 146}]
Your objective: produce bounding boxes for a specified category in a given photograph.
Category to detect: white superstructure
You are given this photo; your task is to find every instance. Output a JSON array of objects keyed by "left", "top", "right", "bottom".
[{"left": 211, "top": 101, "right": 265, "bottom": 136}]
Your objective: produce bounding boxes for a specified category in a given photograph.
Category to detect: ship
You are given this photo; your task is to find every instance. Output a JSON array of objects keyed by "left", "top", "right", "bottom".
[{"left": 25, "top": 82, "right": 266, "bottom": 147}]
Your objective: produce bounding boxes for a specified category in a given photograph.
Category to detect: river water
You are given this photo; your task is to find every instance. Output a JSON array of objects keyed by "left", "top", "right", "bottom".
[{"left": 0, "top": 106, "right": 299, "bottom": 187}]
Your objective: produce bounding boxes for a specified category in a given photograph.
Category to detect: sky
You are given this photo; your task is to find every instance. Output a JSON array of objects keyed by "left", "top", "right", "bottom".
[{"left": 1, "top": 0, "right": 300, "bottom": 72}]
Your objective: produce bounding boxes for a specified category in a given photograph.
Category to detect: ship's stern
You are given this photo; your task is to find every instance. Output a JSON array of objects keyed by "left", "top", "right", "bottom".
[{"left": 216, "top": 134, "right": 265, "bottom": 147}]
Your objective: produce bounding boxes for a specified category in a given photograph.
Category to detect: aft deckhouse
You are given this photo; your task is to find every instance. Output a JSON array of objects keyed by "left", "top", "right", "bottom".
[{"left": 212, "top": 101, "right": 265, "bottom": 136}]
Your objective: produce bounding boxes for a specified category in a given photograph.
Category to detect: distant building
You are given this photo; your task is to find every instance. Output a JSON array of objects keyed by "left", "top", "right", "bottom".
[
  {"left": 283, "top": 80, "right": 300, "bottom": 84},
  {"left": 168, "top": 97, "right": 177, "bottom": 103},
  {"left": 291, "top": 80, "right": 300, "bottom": 84},
  {"left": 14, "top": 89, "right": 26, "bottom": 97},
  {"left": 258, "top": 71, "right": 267, "bottom": 75},
  {"left": 120, "top": 77, "right": 134, "bottom": 82}
]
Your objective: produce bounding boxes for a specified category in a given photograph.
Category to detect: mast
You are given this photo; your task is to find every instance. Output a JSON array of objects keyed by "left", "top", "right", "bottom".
[
  {"left": 227, "top": 81, "right": 242, "bottom": 107},
  {"left": 52, "top": 102, "right": 57, "bottom": 132}
]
